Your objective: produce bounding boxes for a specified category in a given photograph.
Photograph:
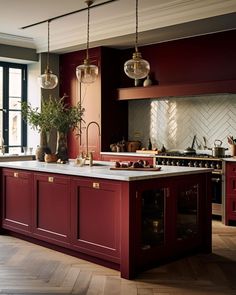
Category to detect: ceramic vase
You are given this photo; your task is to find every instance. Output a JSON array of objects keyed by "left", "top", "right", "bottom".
[
  {"left": 143, "top": 75, "right": 152, "bottom": 87},
  {"left": 56, "top": 131, "right": 68, "bottom": 161},
  {"left": 230, "top": 144, "right": 236, "bottom": 156},
  {"left": 35, "top": 130, "right": 51, "bottom": 162}
]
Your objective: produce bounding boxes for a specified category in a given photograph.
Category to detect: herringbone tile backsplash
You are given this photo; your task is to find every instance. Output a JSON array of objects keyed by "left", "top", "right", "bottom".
[{"left": 128, "top": 94, "right": 236, "bottom": 151}]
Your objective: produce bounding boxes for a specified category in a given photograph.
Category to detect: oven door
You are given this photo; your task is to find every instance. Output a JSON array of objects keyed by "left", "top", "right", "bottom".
[{"left": 211, "top": 172, "right": 222, "bottom": 216}]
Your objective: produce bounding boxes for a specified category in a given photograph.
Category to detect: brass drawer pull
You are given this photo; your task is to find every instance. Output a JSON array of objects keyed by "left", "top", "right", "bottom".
[
  {"left": 93, "top": 182, "right": 100, "bottom": 189},
  {"left": 14, "top": 172, "right": 19, "bottom": 178},
  {"left": 48, "top": 177, "right": 54, "bottom": 183}
]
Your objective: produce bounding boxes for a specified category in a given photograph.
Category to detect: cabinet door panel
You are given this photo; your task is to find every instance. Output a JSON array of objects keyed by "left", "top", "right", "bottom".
[
  {"left": 79, "top": 186, "right": 116, "bottom": 248},
  {"left": 175, "top": 180, "right": 200, "bottom": 242},
  {"left": 225, "top": 163, "right": 236, "bottom": 223},
  {"left": 2, "top": 169, "right": 33, "bottom": 234},
  {"left": 226, "top": 163, "right": 236, "bottom": 176},
  {"left": 33, "top": 173, "right": 71, "bottom": 246},
  {"left": 134, "top": 179, "right": 172, "bottom": 267},
  {"left": 71, "top": 178, "right": 121, "bottom": 263},
  {"left": 226, "top": 197, "right": 236, "bottom": 220},
  {"left": 226, "top": 176, "right": 236, "bottom": 196},
  {"left": 173, "top": 174, "right": 209, "bottom": 254}
]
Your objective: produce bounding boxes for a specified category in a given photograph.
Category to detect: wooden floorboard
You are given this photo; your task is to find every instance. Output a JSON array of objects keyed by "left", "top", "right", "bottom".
[{"left": 1, "top": 220, "right": 236, "bottom": 294}]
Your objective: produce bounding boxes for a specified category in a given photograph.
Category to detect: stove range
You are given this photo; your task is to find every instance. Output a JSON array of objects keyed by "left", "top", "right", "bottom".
[
  {"left": 158, "top": 152, "right": 232, "bottom": 159},
  {"left": 156, "top": 152, "right": 232, "bottom": 170}
]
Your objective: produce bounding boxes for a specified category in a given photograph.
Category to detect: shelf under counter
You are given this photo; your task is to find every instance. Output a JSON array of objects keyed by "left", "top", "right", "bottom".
[{"left": 0, "top": 154, "right": 35, "bottom": 162}]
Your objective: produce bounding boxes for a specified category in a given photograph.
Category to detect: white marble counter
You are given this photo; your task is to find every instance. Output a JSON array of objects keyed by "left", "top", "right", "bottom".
[
  {"left": 0, "top": 160, "right": 213, "bottom": 181},
  {"left": 223, "top": 158, "right": 236, "bottom": 162}
]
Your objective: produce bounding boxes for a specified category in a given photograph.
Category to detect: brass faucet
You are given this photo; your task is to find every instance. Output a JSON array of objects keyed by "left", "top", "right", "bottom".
[{"left": 85, "top": 121, "right": 101, "bottom": 166}]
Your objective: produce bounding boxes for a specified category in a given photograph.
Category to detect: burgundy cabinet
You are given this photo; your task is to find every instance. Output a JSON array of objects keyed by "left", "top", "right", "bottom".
[
  {"left": 71, "top": 177, "right": 121, "bottom": 264},
  {"left": 173, "top": 175, "right": 205, "bottom": 253},
  {"left": 60, "top": 47, "right": 128, "bottom": 158},
  {"left": 134, "top": 179, "right": 172, "bottom": 271},
  {"left": 225, "top": 162, "right": 236, "bottom": 224},
  {"left": 132, "top": 173, "right": 211, "bottom": 276},
  {"left": 33, "top": 173, "right": 71, "bottom": 247},
  {"left": 0, "top": 166, "right": 211, "bottom": 279},
  {"left": 2, "top": 168, "right": 33, "bottom": 235},
  {"left": 118, "top": 30, "right": 236, "bottom": 98}
]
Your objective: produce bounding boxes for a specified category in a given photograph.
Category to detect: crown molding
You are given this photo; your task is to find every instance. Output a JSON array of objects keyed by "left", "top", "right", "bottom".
[{"left": 0, "top": 0, "right": 236, "bottom": 54}]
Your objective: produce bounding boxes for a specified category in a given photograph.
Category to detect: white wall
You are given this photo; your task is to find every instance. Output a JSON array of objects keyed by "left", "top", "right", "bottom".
[{"left": 27, "top": 62, "right": 40, "bottom": 152}]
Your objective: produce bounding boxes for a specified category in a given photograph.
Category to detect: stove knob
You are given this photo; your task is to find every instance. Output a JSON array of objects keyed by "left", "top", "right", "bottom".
[
  {"left": 216, "top": 163, "right": 221, "bottom": 169},
  {"left": 199, "top": 162, "right": 203, "bottom": 168},
  {"left": 210, "top": 163, "right": 215, "bottom": 169},
  {"left": 161, "top": 160, "right": 166, "bottom": 165},
  {"left": 166, "top": 160, "right": 170, "bottom": 165},
  {"left": 176, "top": 161, "right": 180, "bottom": 166},
  {"left": 194, "top": 161, "right": 198, "bottom": 167},
  {"left": 205, "top": 162, "right": 209, "bottom": 168},
  {"left": 188, "top": 161, "right": 193, "bottom": 167},
  {"left": 171, "top": 161, "right": 176, "bottom": 166}
]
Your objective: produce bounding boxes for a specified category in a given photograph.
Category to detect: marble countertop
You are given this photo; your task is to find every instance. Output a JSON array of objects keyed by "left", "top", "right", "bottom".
[
  {"left": 223, "top": 158, "right": 236, "bottom": 162},
  {"left": 0, "top": 160, "right": 212, "bottom": 181}
]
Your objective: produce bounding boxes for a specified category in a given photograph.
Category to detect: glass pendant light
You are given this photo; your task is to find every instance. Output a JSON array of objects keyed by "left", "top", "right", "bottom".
[
  {"left": 38, "top": 21, "right": 58, "bottom": 89},
  {"left": 124, "top": 0, "right": 150, "bottom": 80},
  {"left": 76, "top": 0, "right": 98, "bottom": 84}
]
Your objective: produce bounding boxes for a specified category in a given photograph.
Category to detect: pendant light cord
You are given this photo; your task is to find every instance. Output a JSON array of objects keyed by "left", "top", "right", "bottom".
[
  {"left": 47, "top": 20, "right": 50, "bottom": 70},
  {"left": 86, "top": 2, "right": 91, "bottom": 60},
  {"left": 135, "top": 0, "right": 138, "bottom": 53}
]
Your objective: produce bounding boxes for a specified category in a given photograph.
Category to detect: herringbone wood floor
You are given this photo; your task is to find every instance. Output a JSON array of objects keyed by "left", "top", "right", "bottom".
[{"left": 0, "top": 220, "right": 236, "bottom": 295}]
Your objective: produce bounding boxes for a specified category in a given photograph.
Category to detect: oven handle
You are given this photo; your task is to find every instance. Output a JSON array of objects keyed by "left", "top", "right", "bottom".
[
  {"left": 211, "top": 177, "right": 221, "bottom": 183},
  {"left": 212, "top": 171, "right": 223, "bottom": 175}
]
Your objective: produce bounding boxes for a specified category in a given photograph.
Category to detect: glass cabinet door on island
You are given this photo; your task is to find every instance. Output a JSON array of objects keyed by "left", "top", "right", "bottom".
[
  {"left": 134, "top": 174, "right": 207, "bottom": 272},
  {"left": 141, "top": 188, "right": 166, "bottom": 249},
  {"left": 176, "top": 184, "right": 199, "bottom": 241},
  {"left": 174, "top": 176, "right": 204, "bottom": 253},
  {"left": 134, "top": 181, "right": 172, "bottom": 268}
]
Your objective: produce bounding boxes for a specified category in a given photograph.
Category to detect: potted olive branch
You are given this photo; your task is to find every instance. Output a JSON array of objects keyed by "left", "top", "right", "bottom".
[{"left": 21, "top": 96, "right": 85, "bottom": 162}]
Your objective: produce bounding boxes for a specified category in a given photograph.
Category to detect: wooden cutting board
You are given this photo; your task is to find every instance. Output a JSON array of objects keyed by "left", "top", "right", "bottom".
[
  {"left": 136, "top": 150, "right": 159, "bottom": 154},
  {"left": 110, "top": 167, "right": 161, "bottom": 171}
]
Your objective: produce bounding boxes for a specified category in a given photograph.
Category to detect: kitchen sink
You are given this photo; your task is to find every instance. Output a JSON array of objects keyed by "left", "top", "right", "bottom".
[
  {"left": 84, "top": 162, "right": 110, "bottom": 166},
  {"left": 70, "top": 160, "right": 111, "bottom": 167}
]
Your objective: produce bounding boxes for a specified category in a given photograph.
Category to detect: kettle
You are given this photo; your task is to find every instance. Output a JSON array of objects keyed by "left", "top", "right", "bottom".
[{"left": 208, "top": 139, "right": 228, "bottom": 157}]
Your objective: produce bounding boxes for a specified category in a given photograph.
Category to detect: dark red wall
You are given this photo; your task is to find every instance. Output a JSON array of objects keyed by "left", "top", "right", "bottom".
[
  {"left": 59, "top": 30, "right": 236, "bottom": 155},
  {"left": 120, "top": 30, "right": 236, "bottom": 87}
]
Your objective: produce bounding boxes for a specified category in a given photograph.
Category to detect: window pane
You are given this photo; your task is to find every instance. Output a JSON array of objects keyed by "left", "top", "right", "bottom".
[
  {"left": 9, "top": 68, "right": 22, "bottom": 98},
  {"left": 0, "top": 111, "right": 3, "bottom": 139},
  {"left": 0, "top": 67, "right": 3, "bottom": 109},
  {"left": 9, "top": 97, "right": 21, "bottom": 110},
  {"left": 9, "top": 111, "right": 21, "bottom": 146},
  {"left": 9, "top": 147, "right": 21, "bottom": 154}
]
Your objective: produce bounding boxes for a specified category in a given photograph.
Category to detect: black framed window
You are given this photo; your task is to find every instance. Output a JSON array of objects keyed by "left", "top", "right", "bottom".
[{"left": 0, "top": 61, "right": 27, "bottom": 154}]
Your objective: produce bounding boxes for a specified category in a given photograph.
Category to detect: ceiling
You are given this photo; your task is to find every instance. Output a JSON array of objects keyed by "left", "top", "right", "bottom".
[{"left": 0, "top": 0, "right": 236, "bottom": 55}]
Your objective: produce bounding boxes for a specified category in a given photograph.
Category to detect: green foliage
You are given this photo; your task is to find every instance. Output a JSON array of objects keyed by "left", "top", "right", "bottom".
[{"left": 21, "top": 96, "right": 85, "bottom": 133}]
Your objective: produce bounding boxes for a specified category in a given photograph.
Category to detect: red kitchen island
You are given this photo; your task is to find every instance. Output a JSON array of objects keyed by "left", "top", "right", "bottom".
[{"left": 0, "top": 160, "right": 212, "bottom": 279}]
